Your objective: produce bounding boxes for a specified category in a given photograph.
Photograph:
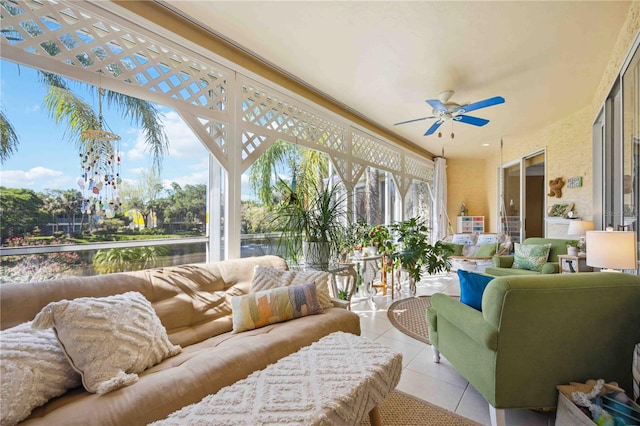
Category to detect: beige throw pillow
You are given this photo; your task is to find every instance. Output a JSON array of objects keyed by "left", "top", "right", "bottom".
[
  {"left": 1, "top": 322, "right": 81, "bottom": 426},
  {"left": 32, "top": 291, "right": 181, "bottom": 395},
  {"left": 251, "top": 266, "right": 332, "bottom": 309}
]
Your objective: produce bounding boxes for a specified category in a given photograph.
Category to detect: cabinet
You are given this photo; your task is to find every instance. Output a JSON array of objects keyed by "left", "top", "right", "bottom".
[
  {"left": 558, "top": 255, "right": 593, "bottom": 273},
  {"left": 457, "top": 216, "right": 484, "bottom": 233}
]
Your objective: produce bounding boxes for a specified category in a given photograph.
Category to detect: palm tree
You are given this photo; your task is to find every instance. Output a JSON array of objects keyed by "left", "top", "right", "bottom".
[
  {"left": 49, "top": 189, "right": 82, "bottom": 237},
  {"left": 92, "top": 246, "right": 169, "bottom": 274},
  {"left": 248, "top": 139, "right": 329, "bottom": 208},
  {"left": 0, "top": 111, "right": 19, "bottom": 163},
  {"left": 41, "top": 193, "right": 63, "bottom": 234},
  {"left": 0, "top": 69, "right": 169, "bottom": 172},
  {"left": 365, "top": 166, "right": 381, "bottom": 225}
]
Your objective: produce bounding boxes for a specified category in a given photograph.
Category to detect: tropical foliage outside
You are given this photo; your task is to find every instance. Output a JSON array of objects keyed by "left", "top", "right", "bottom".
[{"left": 1, "top": 60, "right": 423, "bottom": 283}]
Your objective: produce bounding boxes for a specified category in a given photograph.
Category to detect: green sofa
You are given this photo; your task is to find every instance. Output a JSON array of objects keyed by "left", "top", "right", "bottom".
[
  {"left": 484, "top": 237, "right": 568, "bottom": 276},
  {"left": 426, "top": 272, "right": 640, "bottom": 426}
]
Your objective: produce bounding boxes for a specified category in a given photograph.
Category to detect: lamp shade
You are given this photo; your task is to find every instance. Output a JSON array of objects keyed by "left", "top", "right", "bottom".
[
  {"left": 586, "top": 231, "right": 638, "bottom": 270},
  {"left": 567, "top": 220, "right": 594, "bottom": 236}
]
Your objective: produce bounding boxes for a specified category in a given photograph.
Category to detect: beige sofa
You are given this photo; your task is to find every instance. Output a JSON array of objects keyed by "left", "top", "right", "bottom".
[{"left": 0, "top": 255, "right": 361, "bottom": 425}]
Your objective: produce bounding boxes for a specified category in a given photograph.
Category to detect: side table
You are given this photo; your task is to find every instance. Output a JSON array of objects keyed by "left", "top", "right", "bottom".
[
  {"left": 558, "top": 254, "right": 593, "bottom": 273},
  {"left": 349, "top": 255, "right": 395, "bottom": 309}
]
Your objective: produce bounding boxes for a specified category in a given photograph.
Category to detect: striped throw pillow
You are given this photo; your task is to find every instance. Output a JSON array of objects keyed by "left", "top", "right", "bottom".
[{"left": 231, "top": 282, "right": 323, "bottom": 333}]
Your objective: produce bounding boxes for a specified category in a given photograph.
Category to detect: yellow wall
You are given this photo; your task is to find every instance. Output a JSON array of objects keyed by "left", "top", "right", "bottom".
[
  {"left": 474, "top": 1, "right": 640, "bottom": 234},
  {"left": 447, "top": 158, "right": 490, "bottom": 231}
]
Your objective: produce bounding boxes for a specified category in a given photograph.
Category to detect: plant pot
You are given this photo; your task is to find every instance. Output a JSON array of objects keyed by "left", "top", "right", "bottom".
[
  {"left": 567, "top": 246, "right": 579, "bottom": 256},
  {"left": 363, "top": 246, "right": 378, "bottom": 256},
  {"left": 303, "top": 241, "right": 330, "bottom": 270}
]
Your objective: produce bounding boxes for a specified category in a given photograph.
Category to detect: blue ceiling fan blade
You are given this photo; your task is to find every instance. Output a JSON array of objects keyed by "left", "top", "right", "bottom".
[
  {"left": 394, "top": 116, "right": 436, "bottom": 126},
  {"left": 456, "top": 115, "right": 490, "bottom": 126},
  {"left": 426, "top": 99, "right": 447, "bottom": 112},
  {"left": 458, "top": 96, "right": 505, "bottom": 114},
  {"left": 424, "top": 120, "right": 443, "bottom": 136}
]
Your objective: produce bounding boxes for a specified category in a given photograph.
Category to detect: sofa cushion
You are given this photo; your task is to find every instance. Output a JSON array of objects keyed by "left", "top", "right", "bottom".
[
  {"left": 457, "top": 270, "right": 493, "bottom": 311},
  {"left": 485, "top": 266, "right": 542, "bottom": 276},
  {"left": 231, "top": 282, "right": 323, "bottom": 332},
  {"left": 444, "top": 243, "right": 464, "bottom": 256},
  {"left": 0, "top": 322, "right": 82, "bottom": 426},
  {"left": 476, "top": 234, "right": 500, "bottom": 245},
  {"left": 474, "top": 243, "right": 499, "bottom": 258},
  {"left": 251, "top": 266, "right": 332, "bottom": 310},
  {"left": 24, "top": 307, "right": 361, "bottom": 425},
  {"left": 512, "top": 243, "right": 551, "bottom": 272},
  {"left": 32, "top": 291, "right": 182, "bottom": 395},
  {"left": 451, "top": 234, "right": 476, "bottom": 245}
]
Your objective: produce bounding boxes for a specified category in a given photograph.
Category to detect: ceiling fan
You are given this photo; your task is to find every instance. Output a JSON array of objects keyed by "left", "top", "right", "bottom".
[{"left": 394, "top": 90, "right": 505, "bottom": 138}]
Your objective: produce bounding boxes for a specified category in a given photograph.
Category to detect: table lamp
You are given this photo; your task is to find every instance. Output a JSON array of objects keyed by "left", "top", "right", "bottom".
[
  {"left": 567, "top": 220, "right": 594, "bottom": 255},
  {"left": 585, "top": 230, "right": 638, "bottom": 272}
]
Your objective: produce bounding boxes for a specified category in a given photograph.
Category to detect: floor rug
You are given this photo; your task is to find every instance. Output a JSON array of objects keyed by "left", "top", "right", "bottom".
[
  {"left": 387, "top": 295, "right": 459, "bottom": 345},
  {"left": 360, "top": 390, "right": 481, "bottom": 425}
]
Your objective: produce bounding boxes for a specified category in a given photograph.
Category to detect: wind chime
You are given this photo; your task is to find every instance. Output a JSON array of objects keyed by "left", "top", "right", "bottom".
[{"left": 78, "top": 86, "right": 122, "bottom": 221}]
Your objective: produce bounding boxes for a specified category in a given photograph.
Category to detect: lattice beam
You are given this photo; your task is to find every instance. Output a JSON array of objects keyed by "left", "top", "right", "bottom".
[{"left": 1, "top": 0, "right": 229, "bottom": 115}]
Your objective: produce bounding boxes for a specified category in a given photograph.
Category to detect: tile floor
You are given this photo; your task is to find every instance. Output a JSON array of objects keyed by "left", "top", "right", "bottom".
[{"left": 350, "top": 273, "right": 555, "bottom": 426}]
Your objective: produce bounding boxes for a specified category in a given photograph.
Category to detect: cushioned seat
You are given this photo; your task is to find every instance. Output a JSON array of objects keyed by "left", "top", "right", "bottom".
[
  {"left": 442, "top": 233, "right": 511, "bottom": 259},
  {"left": 484, "top": 237, "right": 567, "bottom": 276},
  {"left": 0, "top": 256, "right": 361, "bottom": 425},
  {"left": 427, "top": 272, "right": 640, "bottom": 425}
]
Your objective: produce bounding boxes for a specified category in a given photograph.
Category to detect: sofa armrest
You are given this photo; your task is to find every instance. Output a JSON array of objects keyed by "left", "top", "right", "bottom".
[
  {"left": 430, "top": 294, "right": 498, "bottom": 351},
  {"left": 331, "top": 298, "right": 350, "bottom": 309},
  {"left": 492, "top": 255, "right": 514, "bottom": 268},
  {"left": 540, "top": 262, "right": 560, "bottom": 274}
]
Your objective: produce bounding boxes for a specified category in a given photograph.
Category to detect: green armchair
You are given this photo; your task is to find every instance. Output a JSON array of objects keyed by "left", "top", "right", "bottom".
[
  {"left": 484, "top": 237, "right": 568, "bottom": 276},
  {"left": 427, "top": 272, "right": 640, "bottom": 426}
]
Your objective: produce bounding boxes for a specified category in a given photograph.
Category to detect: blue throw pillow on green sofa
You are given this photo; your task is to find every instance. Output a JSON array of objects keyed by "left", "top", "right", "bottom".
[{"left": 457, "top": 269, "right": 493, "bottom": 311}]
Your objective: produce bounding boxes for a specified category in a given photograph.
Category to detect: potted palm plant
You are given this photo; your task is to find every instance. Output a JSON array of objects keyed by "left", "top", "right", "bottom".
[{"left": 271, "top": 175, "right": 348, "bottom": 270}]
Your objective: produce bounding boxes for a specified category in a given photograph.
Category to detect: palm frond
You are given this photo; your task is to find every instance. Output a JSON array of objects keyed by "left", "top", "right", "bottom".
[
  {"left": 249, "top": 140, "right": 296, "bottom": 206},
  {"left": 43, "top": 85, "right": 99, "bottom": 147},
  {"left": 104, "top": 91, "right": 168, "bottom": 172},
  {"left": 0, "top": 111, "right": 19, "bottom": 163}
]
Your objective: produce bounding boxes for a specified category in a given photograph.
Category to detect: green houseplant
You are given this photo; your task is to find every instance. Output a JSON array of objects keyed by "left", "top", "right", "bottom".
[
  {"left": 389, "top": 217, "right": 452, "bottom": 293},
  {"left": 566, "top": 240, "right": 580, "bottom": 256},
  {"left": 271, "top": 175, "right": 348, "bottom": 270},
  {"left": 366, "top": 224, "right": 393, "bottom": 255},
  {"left": 336, "top": 220, "right": 368, "bottom": 261}
]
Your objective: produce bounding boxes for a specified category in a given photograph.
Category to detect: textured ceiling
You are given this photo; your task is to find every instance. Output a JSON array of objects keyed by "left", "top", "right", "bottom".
[{"left": 163, "top": 1, "right": 630, "bottom": 159}]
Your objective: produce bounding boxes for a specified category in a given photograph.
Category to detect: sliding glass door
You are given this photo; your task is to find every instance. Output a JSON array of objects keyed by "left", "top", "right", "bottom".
[
  {"left": 499, "top": 152, "right": 546, "bottom": 244},
  {"left": 593, "top": 34, "right": 638, "bottom": 273}
]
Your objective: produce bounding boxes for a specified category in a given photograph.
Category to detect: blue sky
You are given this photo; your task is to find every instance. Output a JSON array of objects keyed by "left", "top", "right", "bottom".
[{"left": 0, "top": 60, "right": 255, "bottom": 200}]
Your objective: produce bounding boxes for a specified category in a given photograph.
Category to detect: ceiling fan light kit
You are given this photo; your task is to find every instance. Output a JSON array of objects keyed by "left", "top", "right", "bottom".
[{"left": 394, "top": 90, "right": 505, "bottom": 137}]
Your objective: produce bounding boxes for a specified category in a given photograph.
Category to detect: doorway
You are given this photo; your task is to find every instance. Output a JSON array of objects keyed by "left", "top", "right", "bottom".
[{"left": 499, "top": 151, "right": 546, "bottom": 243}]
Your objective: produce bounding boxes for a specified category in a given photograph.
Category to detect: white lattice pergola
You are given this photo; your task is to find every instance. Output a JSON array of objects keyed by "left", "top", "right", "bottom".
[{"left": 0, "top": 0, "right": 433, "bottom": 259}]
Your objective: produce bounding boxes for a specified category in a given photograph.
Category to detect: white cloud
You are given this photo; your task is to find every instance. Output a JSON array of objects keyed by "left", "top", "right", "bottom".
[
  {"left": 125, "top": 110, "right": 208, "bottom": 161},
  {"left": 0, "top": 166, "right": 72, "bottom": 191},
  {"left": 24, "top": 104, "right": 40, "bottom": 113},
  {"left": 162, "top": 169, "right": 209, "bottom": 189}
]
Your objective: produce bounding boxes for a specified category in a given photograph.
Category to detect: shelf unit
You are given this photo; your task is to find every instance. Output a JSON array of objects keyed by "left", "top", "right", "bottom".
[
  {"left": 503, "top": 216, "right": 521, "bottom": 242},
  {"left": 457, "top": 216, "right": 484, "bottom": 233}
]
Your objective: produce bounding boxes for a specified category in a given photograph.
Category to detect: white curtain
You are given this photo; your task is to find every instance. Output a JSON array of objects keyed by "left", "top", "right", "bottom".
[{"left": 430, "top": 157, "right": 449, "bottom": 244}]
